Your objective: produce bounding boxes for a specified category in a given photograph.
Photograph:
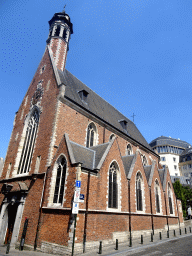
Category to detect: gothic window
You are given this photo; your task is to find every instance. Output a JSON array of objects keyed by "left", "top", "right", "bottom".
[
  {"left": 168, "top": 183, "right": 173, "bottom": 214},
  {"left": 86, "top": 122, "right": 97, "bottom": 148},
  {"left": 109, "top": 134, "right": 115, "bottom": 142},
  {"left": 126, "top": 144, "right": 133, "bottom": 155},
  {"left": 155, "top": 180, "right": 160, "bottom": 213},
  {"left": 142, "top": 155, "right": 148, "bottom": 166},
  {"left": 108, "top": 162, "right": 118, "bottom": 208},
  {"left": 53, "top": 156, "right": 67, "bottom": 204},
  {"left": 136, "top": 172, "right": 143, "bottom": 211},
  {"left": 17, "top": 109, "right": 39, "bottom": 174}
]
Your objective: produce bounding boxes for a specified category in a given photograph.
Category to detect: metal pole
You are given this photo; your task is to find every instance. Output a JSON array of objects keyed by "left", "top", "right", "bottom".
[
  {"left": 151, "top": 233, "right": 153, "bottom": 242},
  {"left": 159, "top": 232, "right": 162, "bottom": 240},
  {"left": 71, "top": 214, "right": 77, "bottom": 256},
  {"left": 141, "top": 235, "right": 143, "bottom": 244}
]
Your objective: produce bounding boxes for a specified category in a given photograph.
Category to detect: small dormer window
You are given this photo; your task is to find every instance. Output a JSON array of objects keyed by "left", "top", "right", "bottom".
[
  {"left": 119, "top": 119, "right": 127, "bottom": 132},
  {"left": 78, "top": 90, "right": 89, "bottom": 103}
]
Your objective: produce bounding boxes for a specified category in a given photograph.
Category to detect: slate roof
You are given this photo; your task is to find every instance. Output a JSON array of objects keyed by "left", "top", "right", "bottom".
[
  {"left": 149, "top": 136, "right": 191, "bottom": 149},
  {"left": 68, "top": 139, "right": 111, "bottom": 171},
  {"left": 144, "top": 166, "right": 152, "bottom": 183},
  {"left": 58, "top": 69, "right": 152, "bottom": 151},
  {"left": 122, "top": 155, "right": 135, "bottom": 177},
  {"left": 180, "top": 147, "right": 192, "bottom": 156}
]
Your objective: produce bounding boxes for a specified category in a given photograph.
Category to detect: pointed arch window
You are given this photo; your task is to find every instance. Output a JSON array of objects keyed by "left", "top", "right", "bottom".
[
  {"left": 17, "top": 109, "right": 39, "bottom": 174},
  {"left": 142, "top": 155, "right": 148, "bottom": 166},
  {"left": 168, "top": 183, "right": 173, "bottom": 214},
  {"left": 126, "top": 144, "right": 133, "bottom": 155},
  {"left": 86, "top": 122, "right": 97, "bottom": 148},
  {"left": 155, "top": 180, "right": 160, "bottom": 213},
  {"left": 136, "top": 172, "right": 143, "bottom": 211},
  {"left": 53, "top": 156, "right": 67, "bottom": 204},
  {"left": 108, "top": 163, "right": 118, "bottom": 209}
]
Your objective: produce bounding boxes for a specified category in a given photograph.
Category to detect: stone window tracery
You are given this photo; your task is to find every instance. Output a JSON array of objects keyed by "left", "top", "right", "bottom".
[
  {"left": 168, "top": 183, "right": 173, "bottom": 214},
  {"left": 53, "top": 156, "right": 67, "bottom": 204},
  {"left": 108, "top": 162, "right": 118, "bottom": 209},
  {"left": 17, "top": 109, "right": 39, "bottom": 174},
  {"left": 86, "top": 122, "right": 97, "bottom": 148},
  {"left": 136, "top": 172, "right": 143, "bottom": 211}
]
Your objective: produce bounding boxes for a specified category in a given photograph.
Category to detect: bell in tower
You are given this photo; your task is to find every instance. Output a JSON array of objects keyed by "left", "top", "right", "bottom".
[{"left": 47, "top": 7, "right": 73, "bottom": 71}]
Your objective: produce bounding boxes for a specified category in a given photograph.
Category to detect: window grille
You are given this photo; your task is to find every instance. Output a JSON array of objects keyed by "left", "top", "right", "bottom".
[
  {"left": 17, "top": 110, "right": 39, "bottom": 174},
  {"left": 136, "top": 173, "right": 143, "bottom": 211},
  {"left": 86, "top": 123, "right": 96, "bottom": 148},
  {"left": 53, "top": 156, "right": 67, "bottom": 204},
  {"left": 108, "top": 163, "right": 118, "bottom": 208}
]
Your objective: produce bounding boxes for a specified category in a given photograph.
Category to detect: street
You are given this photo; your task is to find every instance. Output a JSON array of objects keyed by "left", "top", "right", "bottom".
[{"left": 107, "top": 235, "right": 192, "bottom": 256}]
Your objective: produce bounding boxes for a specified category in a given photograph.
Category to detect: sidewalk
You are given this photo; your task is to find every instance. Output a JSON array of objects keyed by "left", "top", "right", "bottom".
[{"left": 0, "top": 221, "right": 191, "bottom": 256}]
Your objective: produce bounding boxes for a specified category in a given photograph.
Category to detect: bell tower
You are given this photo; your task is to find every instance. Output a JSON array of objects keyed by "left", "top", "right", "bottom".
[{"left": 47, "top": 8, "right": 73, "bottom": 71}]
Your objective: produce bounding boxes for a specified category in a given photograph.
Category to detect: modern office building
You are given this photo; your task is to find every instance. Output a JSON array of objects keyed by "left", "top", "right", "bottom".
[{"left": 149, "top": 136, "right": 191, "bottom": 176}]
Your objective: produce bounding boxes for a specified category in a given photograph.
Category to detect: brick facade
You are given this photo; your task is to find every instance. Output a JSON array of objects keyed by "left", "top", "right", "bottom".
[{"left": 0, "top": 9, "right": 183, "bottom": 255}]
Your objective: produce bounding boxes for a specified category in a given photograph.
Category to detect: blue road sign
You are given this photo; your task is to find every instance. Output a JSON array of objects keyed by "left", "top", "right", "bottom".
[
  {"left": 76, "top": 180, "right": 81, "bottom": 188},
  {"left": 79, "top": 194, "right": 84, "bottom": 200}
]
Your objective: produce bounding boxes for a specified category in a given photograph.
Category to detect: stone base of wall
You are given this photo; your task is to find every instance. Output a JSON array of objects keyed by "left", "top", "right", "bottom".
[
  {"left": 40, "top": 223, "right": 183, "bottom": 255},
  {"left": 41, "top": 241, "right": 71, "bottom": 255}
]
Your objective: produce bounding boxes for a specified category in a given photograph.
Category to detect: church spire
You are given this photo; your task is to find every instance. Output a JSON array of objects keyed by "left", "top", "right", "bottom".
[{"left": 47, "top": 8, "right": 73, "bottom": 71}]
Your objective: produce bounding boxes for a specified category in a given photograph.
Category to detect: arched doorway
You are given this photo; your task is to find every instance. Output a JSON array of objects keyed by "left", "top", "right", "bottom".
[{"left": 4, "top": 203, "right": 19, "bottom": 244}]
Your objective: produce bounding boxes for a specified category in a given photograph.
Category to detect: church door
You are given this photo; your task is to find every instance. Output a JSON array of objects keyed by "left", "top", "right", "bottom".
[{"left": 4, "top": 204, "right": 18, "bottom": 244}]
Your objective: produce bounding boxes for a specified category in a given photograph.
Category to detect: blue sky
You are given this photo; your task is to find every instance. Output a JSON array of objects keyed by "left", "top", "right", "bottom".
[{"left": 1, "top": 0, "right": 192, "bottom": 158}]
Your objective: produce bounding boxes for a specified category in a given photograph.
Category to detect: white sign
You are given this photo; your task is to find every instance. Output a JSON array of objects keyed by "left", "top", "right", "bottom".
[
  {"left": 74, "top": 190, "right": 80, "bottom": 203},
  {"left": 72, "top": 202, "right": 79, "bottom": 214}
]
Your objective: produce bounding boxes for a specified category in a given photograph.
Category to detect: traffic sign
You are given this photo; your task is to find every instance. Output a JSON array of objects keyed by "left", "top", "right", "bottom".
[
  {"left": 79, "top": 194, "right": 84, "bottom": 203},
  {"left": 76, "top": 180, "right": 81, "bottom": 188},
  {"left": 72, "top": 202, "right": 79, "bottom": 214},
  {"left": 74, "top": 190, "right": 80, "bottom": 203}
]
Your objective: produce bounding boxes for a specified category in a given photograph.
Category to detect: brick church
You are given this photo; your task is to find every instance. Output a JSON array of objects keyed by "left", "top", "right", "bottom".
[{"left": 0, "top": 9, "right": 183, "bottom": 255}]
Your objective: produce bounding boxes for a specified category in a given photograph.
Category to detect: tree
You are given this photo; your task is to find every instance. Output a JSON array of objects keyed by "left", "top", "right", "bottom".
[{"left": 173, "top": 180, "right": 186, "bottom": 217}]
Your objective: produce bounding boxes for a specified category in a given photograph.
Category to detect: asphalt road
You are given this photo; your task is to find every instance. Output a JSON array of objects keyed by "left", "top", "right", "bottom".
[{"left": 107, "top": 235, "right": 192, "bottom": 256}]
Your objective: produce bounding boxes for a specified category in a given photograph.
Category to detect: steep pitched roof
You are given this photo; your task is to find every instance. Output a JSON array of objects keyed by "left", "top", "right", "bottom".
[
  {"left": 57, "top": 69, "right": 152, "bottom": 151},
  {"left": 158, "top": 168, "right": 168, "bottom": 191},
  {"left": 122, "top": 152, "right": 138, "bottom": 180},
  {"left": 64, "top": 134, "right": 114, "bottom": 171}
]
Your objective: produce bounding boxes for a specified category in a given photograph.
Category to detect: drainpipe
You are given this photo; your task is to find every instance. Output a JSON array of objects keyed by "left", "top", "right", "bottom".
[
  {"left": 164, "top": 192, "right": 169, "bottom": 232},
  {"left": 149, "top": 187, "right": 154, "bottom": 234},
  {"left": 34, "top": 169, "right": 49, "bottom": 250},
  {"left": 128, "top": 180, "right": 132, "bottom": 241},
  {"left": 176, "top": 199, "right": 180, "bottom": 229},
  {"left": 83, "top": 170, "right": 91, "bottom": 253}
]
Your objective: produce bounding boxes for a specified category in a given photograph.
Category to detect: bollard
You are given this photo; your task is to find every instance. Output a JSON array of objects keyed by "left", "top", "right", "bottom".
[
  {"left": 167, "top": 230, "right": 169, "bottom": 238},
  {"left": 151, "top": 233, "right": 153, "bottom": 242},
  {"left": 6, "top": 241, "right": 10, "bottom": 254},
  {"left": 141, "top": 235, "right": 143, "bottom": 244},
  {"left": 99, "top": 241, "right": 102, "bottom": 254},
  {"left": 185, "top": 227, "right": 187, "bottom": 234},
  {"left": 190, "top": 227, "right": 191, "bottom": 233},
  {"left": 129, "top": 235, "right": 132, "bottom": 247},
  {"left": 173, "top": 230, "right": 176, "bottom": 237},
  {"left": 115, "top": 239, "right": 118, "bottom": 250},
  {"left": 159, "top": 232, "right": 162, "bottom": 240},
  {"left": 180, "top": 229, "right": 182, "bottom": 235}
]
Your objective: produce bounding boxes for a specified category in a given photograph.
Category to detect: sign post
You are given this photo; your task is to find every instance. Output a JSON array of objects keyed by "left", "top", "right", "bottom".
[{"left": 72, "top": 180, "right": 81, "bottom": 256}]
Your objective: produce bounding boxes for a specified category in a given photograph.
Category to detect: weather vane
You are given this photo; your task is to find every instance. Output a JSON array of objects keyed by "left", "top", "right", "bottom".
[{"left": 63, "top": 4, "right": 66, "bottom": 12}]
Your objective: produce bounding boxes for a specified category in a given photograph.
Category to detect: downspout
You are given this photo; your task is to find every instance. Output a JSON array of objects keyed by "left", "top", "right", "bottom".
[
  {"left": 34, "top": 168, "right": 49, "bottom": 250},
  {"left": 164, "top": 192, "right": 169, "bottom": 232},
  {"left": 176, "top": 199, "right": 180, "bottom": 229},
  {"left": 128, "top": 179, "right": 132, "bottom": 241},
  {"left": 149, "top": 187, "right": 154, "bottom": 234},
  {"left": 83, "top": 170, "right": 91, "bottom": 253}
]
